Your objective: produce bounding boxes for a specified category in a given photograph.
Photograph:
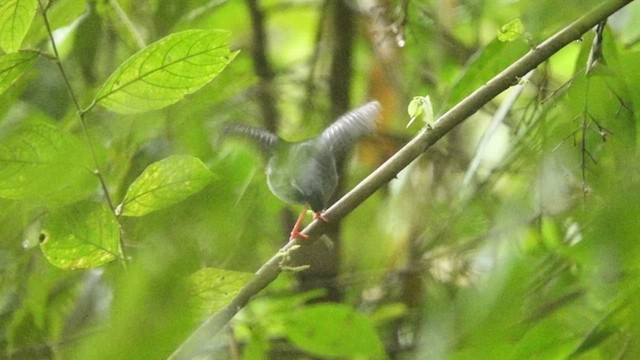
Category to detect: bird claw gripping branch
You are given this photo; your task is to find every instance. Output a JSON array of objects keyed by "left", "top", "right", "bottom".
[{"left": 225, "top": 101, "right": 381, "bottom": 240}]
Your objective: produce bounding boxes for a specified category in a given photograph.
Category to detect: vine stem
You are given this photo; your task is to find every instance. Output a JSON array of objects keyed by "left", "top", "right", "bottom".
[
  {"left": 38, "top": 0, "right": 128, "bottom": 265},
  {"left": 170, "top": 0, "right": 635, "bottom": 359}
]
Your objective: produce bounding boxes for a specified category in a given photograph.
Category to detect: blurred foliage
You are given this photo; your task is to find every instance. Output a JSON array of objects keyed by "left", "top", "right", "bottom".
[{"left": 1, "top": 0, "right": 640, "bottom": 359}]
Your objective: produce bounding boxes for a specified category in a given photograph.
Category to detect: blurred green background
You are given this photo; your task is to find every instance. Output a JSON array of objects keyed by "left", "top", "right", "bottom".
[{"left": 1, "top": 0, "right": 640, "bottom": 359}]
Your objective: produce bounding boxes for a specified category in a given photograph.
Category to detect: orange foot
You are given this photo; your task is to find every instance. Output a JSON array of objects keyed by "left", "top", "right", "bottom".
[
  {"left": 289, "top": 209, "right": 331, "bottom": 241},
  {"left": 289, "top": 208, "right": 309, "bottom": 240}
]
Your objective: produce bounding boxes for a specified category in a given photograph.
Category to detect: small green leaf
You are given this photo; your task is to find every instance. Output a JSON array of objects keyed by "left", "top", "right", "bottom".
[
  {"left": 407, "top": 98, "right": 423, "bottom": 118},
  {"left": 117, "top": 155, "right": 214, "bottom": 216},
  {"left": 93, "top": 29, "right": 238, "bottom": 114},
  {"left": 40, "top": 201, "right": 120, "bottom": 269},
  {"left": 497, "top": 18, "right": 525, "bottom": 42},
  {"left": 187, "top": 268, "right": 255, "bottom": 316},
  {"left": 0, "top": 51, "right": 38, "bottom": 95},
  {"left": 407, "top": 95, "right": 433, "bottom": 128},
  {"left": 0, "top": 0, "right": 38, "bottom": 53},
  {"left": 0, "top": 121, "right": 96, "bottom": 204},
  {"left": 284, "top": 304, "right": 386, "bottom": 358}
]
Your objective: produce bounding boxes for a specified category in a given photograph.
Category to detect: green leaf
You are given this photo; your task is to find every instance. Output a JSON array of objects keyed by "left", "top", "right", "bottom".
[
  {"left": 283, "top": 304, "right": 386, "bottom": 358},
  {"left": 187, "top": 268, "right": 255, "bottom": 316},
  {"left": 6, "top": 259, "right": 74, "bottom": 354},
  {"left": 40, "top": 201, "right": 120, "bottom": 269},
  {"left": 407, "top": 98, "right": 422, "bottom": 117},
  {"left": 0, "top": 0, "right": 38, "bottom": 53},
  {"left": 117, "top": 155, "right": 214, "bottom": 216},
  {"left": 407, "top": 95, "right": 434, "bottom": 128},
  {"left": 497, "top": 18, "right": 525, "bottom": 42},
  {"left": 0, "top": 51, "right": 38, "bottom": 95},
  {"left": 93, "top": 29, "right": 238, "bottom": 114},
  {"left": 0, "top": 121, "right": 96, "bottom": 204}
]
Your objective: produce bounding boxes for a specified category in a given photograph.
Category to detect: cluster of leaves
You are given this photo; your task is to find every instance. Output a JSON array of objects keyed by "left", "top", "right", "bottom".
[
  {"left": 0, "top": 1, "right": 387, "bottom": 359},
  {"left": 1, "top": 0, "right": 640, "bottom": 359},
  {"left": 2, "top": 17, "right": 236, "bottom": 270},
  {"left": 390, "top": 1, "right": 640, "bottom": 358}
]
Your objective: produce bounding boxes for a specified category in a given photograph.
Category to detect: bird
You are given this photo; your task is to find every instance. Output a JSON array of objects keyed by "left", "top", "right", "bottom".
[{"left": 225, "top": 100, "right": 381, "bottom": 239}]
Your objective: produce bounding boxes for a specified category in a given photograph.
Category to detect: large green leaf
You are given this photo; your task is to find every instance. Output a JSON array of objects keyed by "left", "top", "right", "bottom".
[
  {"left": 0, "top": 121, "right": 96, "bottom": 204},
  {"left": 187, "top": 268, "right": 255, "bottom": 317},
  {"left": 0, "top": 51, "right": 38, "bottom": 95},
  {"left": 40, "top": 201, "right": 120, "bottom": 269},
  {"left": 0, "top": 0, "right": 38, "bottom": 53},
  {"left": 93, "top": 29, "right": 238, "bottom": 114},
  {"left": 283, "top": 304, "right": 386, "bottom": 359},
  {"left": 116, "top": 155, "right": 214, "bottom": 216}
]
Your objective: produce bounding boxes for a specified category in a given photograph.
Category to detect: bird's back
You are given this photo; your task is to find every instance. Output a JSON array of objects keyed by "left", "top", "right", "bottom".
[{"left": 267, "top": 140, "right": 338, "bottom": 212}]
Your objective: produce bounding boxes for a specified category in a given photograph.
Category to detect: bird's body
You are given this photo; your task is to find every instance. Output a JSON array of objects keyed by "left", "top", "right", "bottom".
[
  {"left": 225, "top": 100, "right": 381, "bottom": 238},
  {"left": 266, "top": 140, "right": 338, "bottom": 212}
]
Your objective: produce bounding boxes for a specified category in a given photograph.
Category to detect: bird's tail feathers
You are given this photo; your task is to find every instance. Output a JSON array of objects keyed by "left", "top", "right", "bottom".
[
  {"left": 320, "top": 100, "right": 381, "bottom": 156},
  {"left": 223, "top": 123, "right": 279, "bottom": 154}
]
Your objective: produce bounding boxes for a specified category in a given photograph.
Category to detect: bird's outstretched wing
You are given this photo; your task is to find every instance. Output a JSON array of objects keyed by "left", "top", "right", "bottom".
[
  {"left": 224, "top": 123, "right": 280, "bottom": 154},
  {"left": 318, "top": 101, "right": 381, "bottom": 157}
]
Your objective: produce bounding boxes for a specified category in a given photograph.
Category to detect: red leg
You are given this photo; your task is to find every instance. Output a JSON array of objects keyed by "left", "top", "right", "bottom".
[{"left": 289, "top": 207, "right": 309, "bottom": 240}]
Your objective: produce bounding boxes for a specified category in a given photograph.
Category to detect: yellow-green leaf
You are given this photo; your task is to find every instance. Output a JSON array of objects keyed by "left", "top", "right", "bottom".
[
  {"left": 407, "top": 95, "right": 433, "bottom": 128},
  {"left": 497, "top": 18, "right": 525, "bottom": 42},
  {"left": 408, "top": 97, "right": 423, "bottom": 118},
  {"left": 117, "top": 155, "right": 214, "bottom": 216},
  {"left": 0, "top": 51, "right": 38, "bottom": 95},
  {"left": 0, "top": 121, "right": 96, "bottom": 204},
  {"left": 188, "top": 268, "right": 255, "bottom": 316},
  {"left": 0, "top": 0, "right": 38, "bottom": 53},
  {"left": 93, "top": 29, "right": 238, "bottom": 114},
  {"left": 284, "top": 304, "right": 386, "bottom": 358},
  {"left": 40, "top": 201, "right": 120, "bottom": 269}
]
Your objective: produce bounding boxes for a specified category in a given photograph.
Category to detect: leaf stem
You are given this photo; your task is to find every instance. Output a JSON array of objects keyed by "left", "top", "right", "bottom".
[{"left": 38, "top": 0, "right": 128, "bottom": 266}]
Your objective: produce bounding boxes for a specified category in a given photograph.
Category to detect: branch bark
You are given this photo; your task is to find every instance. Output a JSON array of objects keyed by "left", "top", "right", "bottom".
[{"left": 169, "top": 0, "right": 634, "bottom": 358}]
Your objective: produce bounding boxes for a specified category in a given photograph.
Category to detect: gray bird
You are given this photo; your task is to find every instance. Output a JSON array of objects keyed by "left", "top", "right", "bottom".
[{"left": 225, "top": 100, "right": 381, "bottom": 239}]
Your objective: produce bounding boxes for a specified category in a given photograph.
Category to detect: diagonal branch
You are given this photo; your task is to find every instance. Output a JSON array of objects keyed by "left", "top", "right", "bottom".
[{"left": 169, "top": 0, "right": 634, "bottom": 358}]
